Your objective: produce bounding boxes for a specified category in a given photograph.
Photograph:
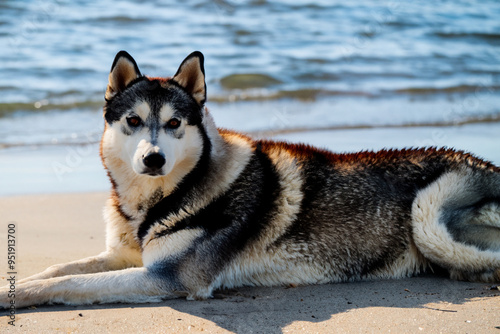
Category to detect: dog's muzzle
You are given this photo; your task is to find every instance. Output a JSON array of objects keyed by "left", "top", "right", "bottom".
[{"left": 142, "top": 152, "right": 166, "bottom": 176}]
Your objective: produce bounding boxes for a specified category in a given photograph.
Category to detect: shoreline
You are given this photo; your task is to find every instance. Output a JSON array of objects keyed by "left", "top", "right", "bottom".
[
  {"left": 0, "top": 192, "right": 499, "bottom": 333},
  {"left": 2, "top": 121, "right": 500, "bottom": 197},
  {"left": 3, "top": 115, "right": 500, "bottom": 151}
]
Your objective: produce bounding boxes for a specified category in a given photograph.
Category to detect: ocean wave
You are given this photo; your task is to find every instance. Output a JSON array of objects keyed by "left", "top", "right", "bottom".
[
  {"left": 394, "top": 84, "right": 500, "bottom": 95},
  {"left": 434, "top": 32, "right": 500, "bottom": 43},
  {"left": 70, "top": 15, "right": 150, "bottom": 24},
  {"left": 219, "top": 73, "right": 283, "bottom": 89},
  {"left": 1, "top": 82, "right": 498, "bottom": 116},
  {"left": 3, "top": 112, "right": 500, "bottom": 150},
  {"left": 209, "top": 88, "right": 373, "bottom": 103},
  {"left": 0, "top": 100, "right": 103, "bottom": 117},
  {"left": 210, "top": 83, "right": 498, "bottom": 102},
  {"left": 248, "top": 113, "right": 500, "bottom": 137}
]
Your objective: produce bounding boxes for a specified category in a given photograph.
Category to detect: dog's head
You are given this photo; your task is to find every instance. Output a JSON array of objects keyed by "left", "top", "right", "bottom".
[{"left": 102, "top": 51, "right": 207, "bottom": 178}]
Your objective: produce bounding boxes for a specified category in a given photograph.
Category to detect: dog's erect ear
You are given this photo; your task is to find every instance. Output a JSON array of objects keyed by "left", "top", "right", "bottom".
[
  {"left": 105, "top": 51, "right": 141, "bottom": 100},
  {"left": 173, "top": 51, "right": 206, "bottom": 106}
]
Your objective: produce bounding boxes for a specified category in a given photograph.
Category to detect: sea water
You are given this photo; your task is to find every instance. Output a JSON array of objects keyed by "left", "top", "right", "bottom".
[{"left": 0, "top": 0, "right": 499, "bottom": 195}]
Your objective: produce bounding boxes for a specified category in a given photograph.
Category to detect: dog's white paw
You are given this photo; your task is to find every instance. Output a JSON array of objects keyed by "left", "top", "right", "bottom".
[{"left": 0, "top": 286, "right": 15, "bottom": 309}]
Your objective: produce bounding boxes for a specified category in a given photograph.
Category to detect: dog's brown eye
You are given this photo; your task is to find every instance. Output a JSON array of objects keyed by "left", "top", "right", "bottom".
[
  {"left": 166, "top": 118, "right": 181, "bottom": 129},
  {"left": 127, "top": 116, "right": 141, "bottom": 127}
]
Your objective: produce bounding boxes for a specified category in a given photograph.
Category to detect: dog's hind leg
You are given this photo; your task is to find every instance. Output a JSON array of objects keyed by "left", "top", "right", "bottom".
[
  {"left": 0, "top": 267, "right": 177, "bottom": 308},
  {"left": 412, "top": 168, "right": 500, "bottom": 282}
]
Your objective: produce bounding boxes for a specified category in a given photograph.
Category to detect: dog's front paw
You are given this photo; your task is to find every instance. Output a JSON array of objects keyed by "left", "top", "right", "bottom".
[
  {"left": 0, "top": 281, "right": 46, "bottom": 309},
  {"left": 0, "top": 286, "right": 15, "bottom": 309}
]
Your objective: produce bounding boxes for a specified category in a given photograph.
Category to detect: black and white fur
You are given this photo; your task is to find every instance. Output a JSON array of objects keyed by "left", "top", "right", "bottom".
[{"left": 1, "top": 51, "right": 499, "bottom": 308}]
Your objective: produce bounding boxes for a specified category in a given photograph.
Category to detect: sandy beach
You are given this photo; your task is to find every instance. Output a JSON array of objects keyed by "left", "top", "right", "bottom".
[{"left": 0, "top": 192, "right": 499, "bottom": 333}]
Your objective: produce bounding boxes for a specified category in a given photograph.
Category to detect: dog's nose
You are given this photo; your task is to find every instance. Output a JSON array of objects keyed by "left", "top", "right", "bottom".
[{"left": 143, "top": 153, "right": 166, "bottom": 170}]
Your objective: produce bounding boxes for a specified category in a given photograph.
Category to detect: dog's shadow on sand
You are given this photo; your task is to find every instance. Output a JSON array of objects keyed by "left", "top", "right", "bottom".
[{"left": 10, "top": 275, "right": 499, "bottom": 333}]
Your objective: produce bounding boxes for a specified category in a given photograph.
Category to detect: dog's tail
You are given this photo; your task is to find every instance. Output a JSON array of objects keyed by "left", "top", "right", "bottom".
[{"left": 412, "top": 167, "right": 500, "bottom": 282}]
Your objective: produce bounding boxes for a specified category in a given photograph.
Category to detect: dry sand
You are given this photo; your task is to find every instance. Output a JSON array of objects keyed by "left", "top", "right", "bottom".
[{"left": 0, "top": 192, "right": 499, "bottom": 333}]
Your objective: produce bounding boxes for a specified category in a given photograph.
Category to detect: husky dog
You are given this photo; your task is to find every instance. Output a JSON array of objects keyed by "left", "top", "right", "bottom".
[{"left": 2, "top": 51, "right": 500, "bottom": 308}]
